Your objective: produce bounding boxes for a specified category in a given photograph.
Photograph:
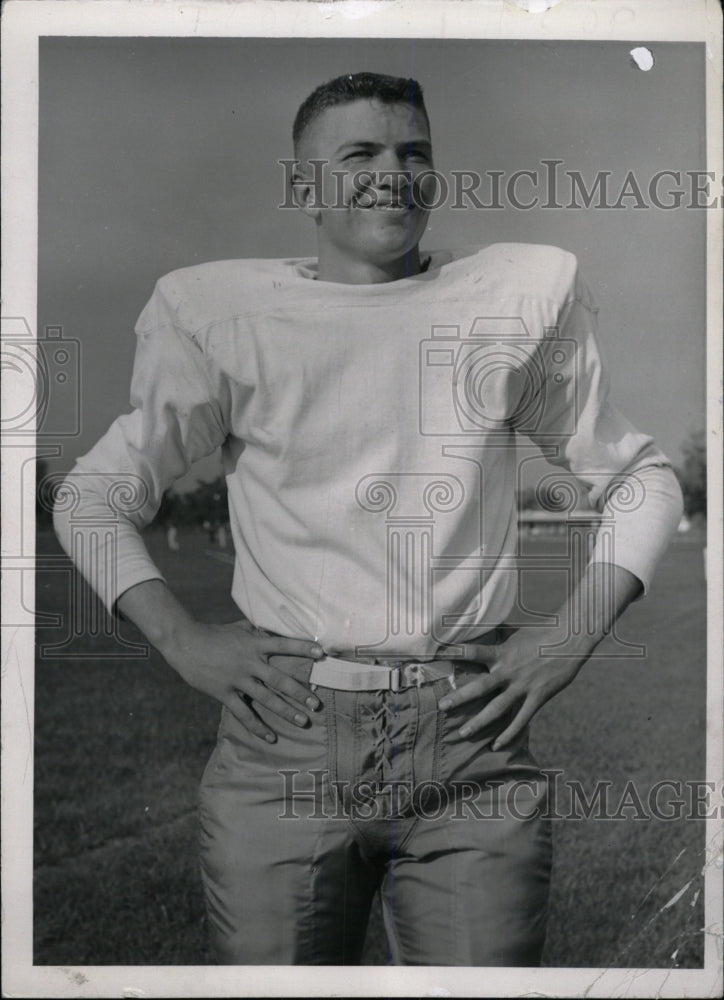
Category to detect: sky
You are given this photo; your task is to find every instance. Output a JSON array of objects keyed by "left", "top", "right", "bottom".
[{"left": 37, "top": 36, "right": 707, "bottom": 489}]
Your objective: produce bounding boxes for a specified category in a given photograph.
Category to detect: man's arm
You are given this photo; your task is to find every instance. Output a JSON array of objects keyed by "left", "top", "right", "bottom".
[
  {"left": 55, "top": 276, "right": 321, "bottom": 741},
  {"left": 437, "top": 260, "right": 683, "bottom": 742},
  {"left": 116, "top": 579, "right": 323, "bottom": 743},
  {"left": 437, "top": 562, "right": 642, "bottom": 746}
]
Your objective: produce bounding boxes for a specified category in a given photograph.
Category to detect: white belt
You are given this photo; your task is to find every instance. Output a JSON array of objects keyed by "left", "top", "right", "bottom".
[{"left": 309, "top": 656, "right": 456, "bottom": 692}]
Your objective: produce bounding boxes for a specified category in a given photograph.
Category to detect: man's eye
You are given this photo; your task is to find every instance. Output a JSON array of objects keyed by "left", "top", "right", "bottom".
[
  {"left": 343, "top": 151, "right": 369, "bottom": 161},
  {"left": 406, "top": 150, "right": 430, "bottom": 162}
]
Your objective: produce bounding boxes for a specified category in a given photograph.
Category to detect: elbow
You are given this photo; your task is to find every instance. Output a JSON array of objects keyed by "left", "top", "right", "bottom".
[
  {"left": 653, "top": 464, "right": 686, "bottom": 545},
  {"left": 673, "top": 473, "right": 685, "bottom": 525},
  {"left": 661, "top": 463, "right": 685, "bottom": 526}
]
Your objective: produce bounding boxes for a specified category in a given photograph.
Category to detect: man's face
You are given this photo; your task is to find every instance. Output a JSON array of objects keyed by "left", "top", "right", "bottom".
[{"left": 294, "top": 99, "right": 435, "bottom": 282}]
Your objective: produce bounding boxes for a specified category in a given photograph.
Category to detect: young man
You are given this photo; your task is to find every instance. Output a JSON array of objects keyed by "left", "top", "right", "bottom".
[{"left": 54, "top": 72, "right": 683, "bottom": 966}]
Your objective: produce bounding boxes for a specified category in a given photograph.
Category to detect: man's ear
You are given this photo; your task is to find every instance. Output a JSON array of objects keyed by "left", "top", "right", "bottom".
[{"left": 291, "top": 167, "right": 322, "bottom": 221}]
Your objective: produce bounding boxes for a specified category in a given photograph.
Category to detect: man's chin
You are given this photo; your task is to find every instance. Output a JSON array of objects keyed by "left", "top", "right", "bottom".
[{"left": 362, "top": 223, "right": 428, "bottom": 255}]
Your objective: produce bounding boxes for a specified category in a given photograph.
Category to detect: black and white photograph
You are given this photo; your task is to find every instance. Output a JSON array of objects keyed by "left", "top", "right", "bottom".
[{"left": 2, "top": 1, "right": 722, "bottom": 996}]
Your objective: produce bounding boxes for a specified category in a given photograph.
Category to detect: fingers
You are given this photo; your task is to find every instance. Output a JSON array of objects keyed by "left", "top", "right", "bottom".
[
  {"left": 267, "top": 657, "right": 321, "bottom": 711},
  {"left": 220, "top": 635, "right": 324, "bottom": 733},
  {"left": 490, "top": 698, "right": 538, "bottom": 751},
  {"left": 256, "top": 641, "right": 323, "bottom": 696},
  {"left": 258, "top": 636, "right": 324, "bottom": 660},
  {"left": 438, "top": 673, "right": 500, "bottom": 711},
  {"left": 457, "top": 689, "right": 521, "bottom": 738},
  {"left": 225, "top": 659, "right": 321, "bottom": 742},
  {"left": 249, "top": 638, "right": 324, "bottom": 717},
  {"left": 227, "top": 694, "right": 277, "bottom": 743},
  {"left": 244, "top": 677, "right": 313, "bottom": 729}
]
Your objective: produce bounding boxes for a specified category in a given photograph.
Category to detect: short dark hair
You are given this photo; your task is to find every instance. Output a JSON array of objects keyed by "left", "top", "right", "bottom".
[{"left": 292, "top": 72, "right": 429, "bottom": 152}]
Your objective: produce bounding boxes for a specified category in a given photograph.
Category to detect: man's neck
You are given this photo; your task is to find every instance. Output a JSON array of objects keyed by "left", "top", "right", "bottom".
[{"left": 316, "top": 248, "right": 423, "bottom": 285}]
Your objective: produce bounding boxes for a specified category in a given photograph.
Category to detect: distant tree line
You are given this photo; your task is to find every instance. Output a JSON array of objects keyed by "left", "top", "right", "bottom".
[
  {"left": 33, "top": 462, "right": 229, "bottom": 531},
  {"left": 674, "top": 429, "right": 706, "bottom": 518},
  {"left": 518, "top": 428, "right": 707, "bottom": 520},
  {"left": 153, "top": 476, "right": 229, "bottom": 529}
]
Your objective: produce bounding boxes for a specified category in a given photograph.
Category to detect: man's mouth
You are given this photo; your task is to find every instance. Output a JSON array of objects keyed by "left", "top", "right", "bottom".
[{"left": 350, "top": 194, "right": 413, "bottom": 211}]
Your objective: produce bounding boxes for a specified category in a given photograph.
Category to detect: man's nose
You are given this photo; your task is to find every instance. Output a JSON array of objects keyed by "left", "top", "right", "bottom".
[{"left": 373, "top": 151, "right": 412, "bottom": 192}]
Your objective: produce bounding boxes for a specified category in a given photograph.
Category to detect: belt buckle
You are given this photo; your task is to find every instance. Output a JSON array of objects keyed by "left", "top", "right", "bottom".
[
  {"left": 404, "top": 663, "right": 425, "bottom": 688},
  {"left": 390, "top": 666, "right": 401, "bottom": 692}
]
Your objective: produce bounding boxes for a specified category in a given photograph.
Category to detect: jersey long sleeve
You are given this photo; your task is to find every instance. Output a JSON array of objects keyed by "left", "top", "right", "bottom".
[
  {"left": 521, "top": 281, "right": 683, "bottom": 594},
  {"left": 53, "top": 280, "right": 229, "bottom": 612},
  {"left": 54, "top": 243, "right": 683, "bottom": 655}
]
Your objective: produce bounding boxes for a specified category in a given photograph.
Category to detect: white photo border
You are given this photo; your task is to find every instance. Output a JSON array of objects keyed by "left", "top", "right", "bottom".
[{"left": 2, "top": 1, "right": 722, "bottom": 997}]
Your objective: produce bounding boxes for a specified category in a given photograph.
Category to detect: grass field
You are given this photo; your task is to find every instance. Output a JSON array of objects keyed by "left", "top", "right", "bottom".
[{"left": 33, "top": 527, "right": 707, "bottom": 968}]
